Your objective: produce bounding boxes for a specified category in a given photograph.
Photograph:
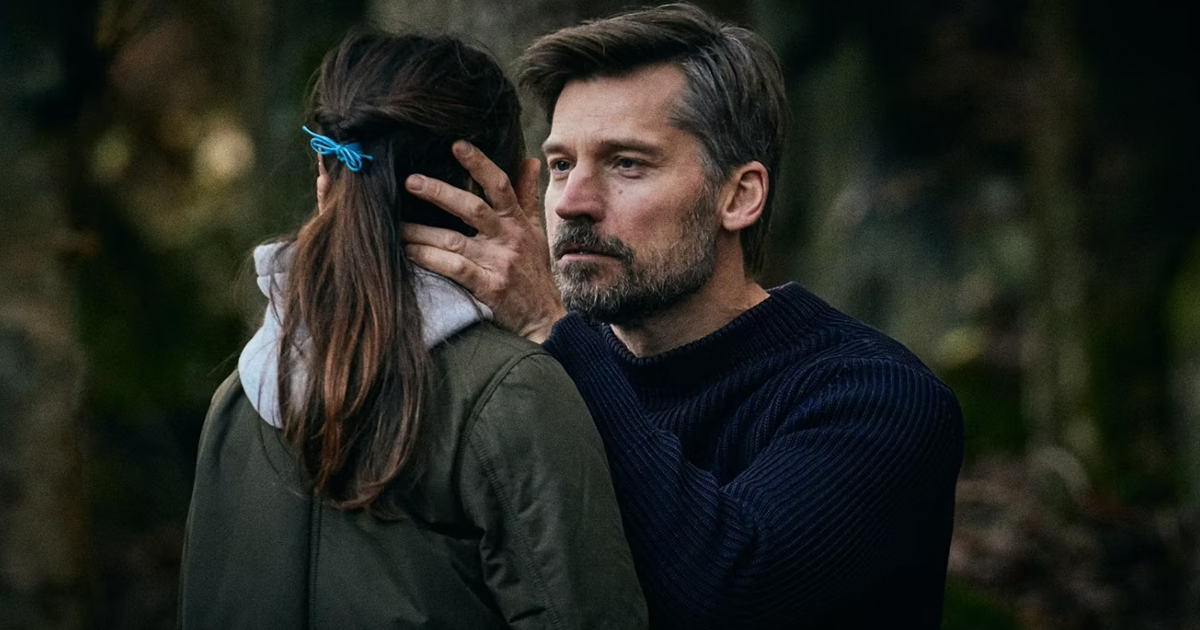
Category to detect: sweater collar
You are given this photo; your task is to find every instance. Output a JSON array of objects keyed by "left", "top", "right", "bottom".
[{"left": 595, "top": 283, "right": 831, "bottom": 389}]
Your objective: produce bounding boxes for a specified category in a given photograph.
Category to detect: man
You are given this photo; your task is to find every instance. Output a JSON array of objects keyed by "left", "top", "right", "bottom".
[{"left": 402, "top": 4, "right": 963, "bottom": 628}]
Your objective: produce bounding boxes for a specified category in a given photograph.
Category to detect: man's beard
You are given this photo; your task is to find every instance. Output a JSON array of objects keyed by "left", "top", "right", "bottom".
[{"left": 550, "top": 188, "right": 719, "bottom": 326}]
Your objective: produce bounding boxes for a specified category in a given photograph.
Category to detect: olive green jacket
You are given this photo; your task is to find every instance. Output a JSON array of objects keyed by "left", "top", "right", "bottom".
[{"left": 179, "top": 323, "right": 648, "bottom": 629}]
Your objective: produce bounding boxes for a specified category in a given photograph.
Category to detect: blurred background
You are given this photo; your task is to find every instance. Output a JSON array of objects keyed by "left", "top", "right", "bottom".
[{"left": 1, "top": 0, "right": 1196, "bottom": 628}]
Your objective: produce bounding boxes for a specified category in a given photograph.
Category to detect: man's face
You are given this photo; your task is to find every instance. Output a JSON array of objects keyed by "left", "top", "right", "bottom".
[{"left": 542, "top": 63, "right": 720, "bottom": 325}]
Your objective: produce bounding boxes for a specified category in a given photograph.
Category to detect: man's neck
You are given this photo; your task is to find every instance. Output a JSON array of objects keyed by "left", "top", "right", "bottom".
[{"left": 611, "top": 274, "right": 769, "bottom": 358}]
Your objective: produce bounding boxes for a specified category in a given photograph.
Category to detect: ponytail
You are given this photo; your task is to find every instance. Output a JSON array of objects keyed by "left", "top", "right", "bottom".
[
  {"left": 273, "top": 29, "right": 525, "bottom": 515},
  {"left": 277, "top": 142, "right": 431, "bottom": 514}
]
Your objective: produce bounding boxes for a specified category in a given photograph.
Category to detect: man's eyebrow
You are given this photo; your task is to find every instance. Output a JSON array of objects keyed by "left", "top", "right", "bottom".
[
  {"left": 541, "top": 139, "right": 568, "bottom": 156},
  {"left": 541, "top": 138, "right": 664, "bottom": 159}
]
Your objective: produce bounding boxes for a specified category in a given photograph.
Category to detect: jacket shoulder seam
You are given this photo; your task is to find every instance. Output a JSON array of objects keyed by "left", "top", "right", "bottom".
[{"left": 462, "top": 352, "right": 567, "bottom": 630}]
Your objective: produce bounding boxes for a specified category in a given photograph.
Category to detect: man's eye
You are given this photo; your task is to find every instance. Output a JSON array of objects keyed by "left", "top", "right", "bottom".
[
  {"left": 616, "top": 157, "right": 639, "bottom": 169},
  {"left": 549, "top": 159, "right": 571, "bottom": 172}
]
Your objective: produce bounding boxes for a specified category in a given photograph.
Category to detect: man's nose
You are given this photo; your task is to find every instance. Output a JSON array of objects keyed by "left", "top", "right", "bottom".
[{"left": 552, "top": 167, "right": 605, "bottom": 222}]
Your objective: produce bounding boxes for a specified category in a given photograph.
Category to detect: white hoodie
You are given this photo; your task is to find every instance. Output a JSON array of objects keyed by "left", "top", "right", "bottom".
[{"left": 237, "top": 242, "right": 492, "bottom": 428}]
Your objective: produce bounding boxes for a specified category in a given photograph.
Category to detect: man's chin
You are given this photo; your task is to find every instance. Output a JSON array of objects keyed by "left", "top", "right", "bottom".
[
  {"left": 558, "top": 270, "right": 713, "bottom": 327},
  {"left": 557, "top": 277, "right": 625, "bottom": 319},
  {"left": 554, "top": 260, "right": 616, "bottom": 287},
  {"left": 557, "top": 282, "right": 615, "bottom": 309}
]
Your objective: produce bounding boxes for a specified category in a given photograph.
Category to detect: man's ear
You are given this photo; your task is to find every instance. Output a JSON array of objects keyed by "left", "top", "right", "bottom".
[{"left": 718, "top": 161, "right": 768, "bottom": 232}]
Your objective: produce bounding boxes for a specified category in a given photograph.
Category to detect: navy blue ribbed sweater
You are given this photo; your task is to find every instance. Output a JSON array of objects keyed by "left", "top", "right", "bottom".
[{"left": 542, "top": 282, "right": 964, "bottom": 629}]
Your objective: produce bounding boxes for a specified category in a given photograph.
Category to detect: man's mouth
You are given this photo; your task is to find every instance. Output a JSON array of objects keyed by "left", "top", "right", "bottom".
[
  {"left": 555, "top": 243, "right": 617, "bottom": 260},
  {"left": 551, "top": 221, "right": 633, "bottom": 263}
]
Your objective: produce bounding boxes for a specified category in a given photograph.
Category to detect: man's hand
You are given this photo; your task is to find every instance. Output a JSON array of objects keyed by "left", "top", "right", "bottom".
[{"left": 403, "top": 141, "right": 566, "bottom": 343}]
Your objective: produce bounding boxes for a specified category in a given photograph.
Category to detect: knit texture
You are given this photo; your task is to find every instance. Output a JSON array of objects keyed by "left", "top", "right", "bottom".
[{"left": 543, "top": 282, "right": 964, "bottom": 629}]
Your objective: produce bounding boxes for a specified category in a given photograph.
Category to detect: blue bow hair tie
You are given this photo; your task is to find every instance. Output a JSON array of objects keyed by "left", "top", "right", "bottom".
[{"left": 302, "top": 126, "right": 374, "bottom": 172}]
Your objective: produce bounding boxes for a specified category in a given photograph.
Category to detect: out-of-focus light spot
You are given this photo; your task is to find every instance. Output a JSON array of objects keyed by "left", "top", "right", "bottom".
[
  {"left": 195, "top": 123, "right": 255, "bottom": 184},
  {"left": 827, "top": 179, "right": 872, "bottom": 232},
  {"left": 936, "top": 325, "right": 986, "bottom": 367},
  {"left": 91, "top": 127, "right": 132, "bottom": 182}
]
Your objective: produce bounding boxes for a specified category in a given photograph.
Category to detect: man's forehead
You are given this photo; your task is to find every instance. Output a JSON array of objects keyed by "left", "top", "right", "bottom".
[{"left": 543, "top": 65, "right": 688, "bottom": 152}]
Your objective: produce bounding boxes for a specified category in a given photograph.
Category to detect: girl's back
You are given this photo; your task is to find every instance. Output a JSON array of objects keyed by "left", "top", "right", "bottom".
[{"left": 181, "top": 322, "right": 644, "bottom": 628}]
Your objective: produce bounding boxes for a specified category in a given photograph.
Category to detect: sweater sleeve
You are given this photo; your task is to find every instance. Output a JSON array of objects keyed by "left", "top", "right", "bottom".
[
  {"left": 543, "top": 315, "right": 964, "bottom": 629},
  {"left": 457, "top": 352, "right": 649, "bottom": 630}
]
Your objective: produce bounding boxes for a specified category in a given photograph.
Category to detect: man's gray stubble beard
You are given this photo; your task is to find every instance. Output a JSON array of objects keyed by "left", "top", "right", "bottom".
[{"left": 551, "top": 189, "right": 719, "bottom": 326}]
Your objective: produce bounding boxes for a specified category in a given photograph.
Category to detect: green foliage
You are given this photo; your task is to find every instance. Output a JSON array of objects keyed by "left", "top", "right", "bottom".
[
  {"left": 74, "top": 193, "right": 246, "bottom": 536},
  {"left": 1169, "top": 240, "right": 1200, "bottom": 353},
  {"left": 942, "top": 579, "right": 1021, "bottom": 630},
  {"left": 942, "top": 364, "right": 1026, "bottom": 459}
]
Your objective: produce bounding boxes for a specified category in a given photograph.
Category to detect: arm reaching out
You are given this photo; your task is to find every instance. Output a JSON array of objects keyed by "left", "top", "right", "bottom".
[{"left": 403, "top": 141, "right": 565, "bottom": 342}]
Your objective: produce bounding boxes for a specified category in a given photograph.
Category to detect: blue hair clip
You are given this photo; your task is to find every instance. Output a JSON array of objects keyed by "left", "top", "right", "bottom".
[{"left": 302, "top": 126, "right": 374, "bottom": 172}]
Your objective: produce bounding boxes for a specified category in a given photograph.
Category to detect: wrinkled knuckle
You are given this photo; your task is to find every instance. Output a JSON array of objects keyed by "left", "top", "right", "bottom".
[
  {"left": 493, "top": 275, "right": 510, "bottom": 294},
  {"left": 446, "top": 232, "right": 467, "bottom": 253},
  {"left": 448, "top": 257, "right": 469, "bottom": 277},
  {"left": 491, "top": 174, "right": 513, "bottom": 196}
]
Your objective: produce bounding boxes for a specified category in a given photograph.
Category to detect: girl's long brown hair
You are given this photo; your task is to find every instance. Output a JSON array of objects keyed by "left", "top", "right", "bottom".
[{"left": 275, "top": 30, "right": 524, "bottom": 513}]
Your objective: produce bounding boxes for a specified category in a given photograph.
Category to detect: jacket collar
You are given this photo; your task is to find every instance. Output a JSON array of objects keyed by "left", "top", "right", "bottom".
[{"left": 237, "top": 241, "right": 491, "bottom": 428}]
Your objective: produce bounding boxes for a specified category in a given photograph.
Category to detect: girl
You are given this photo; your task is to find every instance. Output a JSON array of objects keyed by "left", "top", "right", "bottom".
[{"left": 179, "top": 30, "right": 646, "bottom": 629}]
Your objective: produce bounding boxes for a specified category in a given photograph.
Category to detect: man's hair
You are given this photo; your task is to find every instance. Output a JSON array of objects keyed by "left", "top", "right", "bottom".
[{"left": 517, "top": 3, "right": 788, "bottom": 276}]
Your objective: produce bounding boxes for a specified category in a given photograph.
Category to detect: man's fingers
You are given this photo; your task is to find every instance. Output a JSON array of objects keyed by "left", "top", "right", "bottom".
[
  {"left": 404, "top": 243, "right": 487, "bottom": 294},
  {"left": 517, "top": 158, "right": 542, "bottom": 225},
  {"left": 403, "top": 223, "right": 471, "bottom": 254},
  {"left": 452, "top": 140, "right": 522, "bottom": 218},
  {"left": 405, "top": 174, "right": 495, "bottom": 232}
]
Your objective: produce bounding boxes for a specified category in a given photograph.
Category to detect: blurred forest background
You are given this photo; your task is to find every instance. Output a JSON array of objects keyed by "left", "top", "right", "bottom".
[{"left": 1, "top": 0, "right": 1196, "bottom": 628}]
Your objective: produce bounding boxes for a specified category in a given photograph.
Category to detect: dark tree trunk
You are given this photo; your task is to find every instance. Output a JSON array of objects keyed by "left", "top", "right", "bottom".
[
  {"left": 0, "top": 2, "right": 99, "bottom": 628},
  {"left": 1023, "top": 0, "right": 1094, "bottom": 498}
]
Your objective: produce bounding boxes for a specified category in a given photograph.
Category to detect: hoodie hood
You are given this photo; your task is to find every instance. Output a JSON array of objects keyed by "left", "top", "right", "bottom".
[{"left": 237, "top": 241, "right": 492, "bottom": 428}]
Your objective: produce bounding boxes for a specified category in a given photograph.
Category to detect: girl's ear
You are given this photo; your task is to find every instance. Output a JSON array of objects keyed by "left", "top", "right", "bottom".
[{"left": 316, "top": 159, "right": 329, "bottom": 214}]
